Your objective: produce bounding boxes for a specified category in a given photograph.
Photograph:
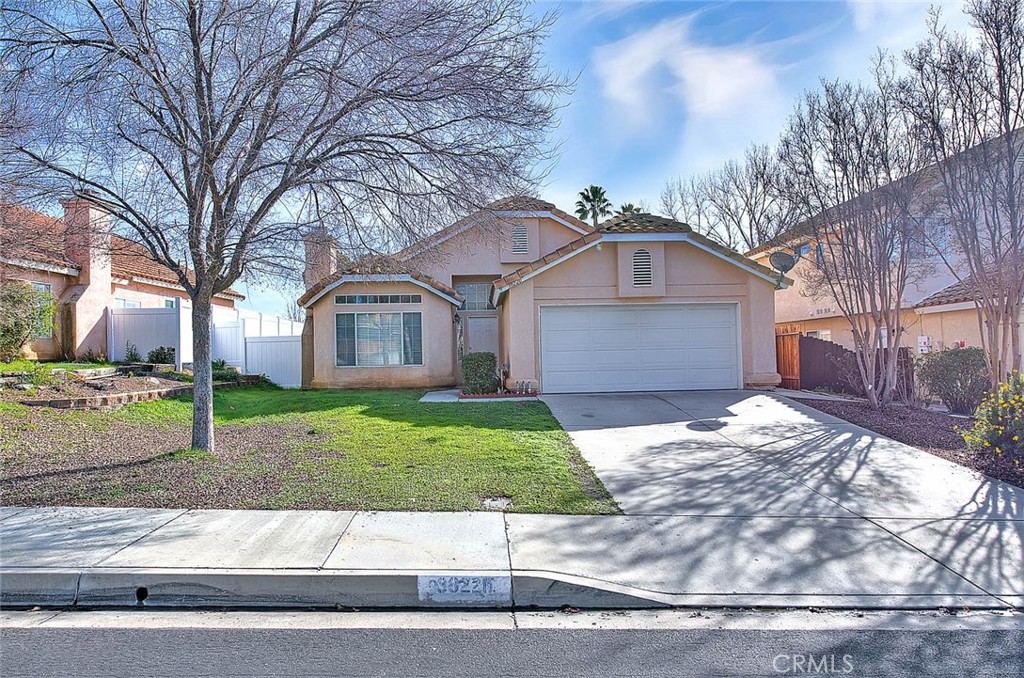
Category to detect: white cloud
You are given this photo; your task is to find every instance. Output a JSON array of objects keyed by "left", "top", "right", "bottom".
[
  {"left": 559, "top": 1, "right": 981, "bottom": 212},
  {"left": 844, "top": 0, "right": 974, "bottom": 57},
  {"left": 593, "top": 14, "right": 785, "bottom": 133}
]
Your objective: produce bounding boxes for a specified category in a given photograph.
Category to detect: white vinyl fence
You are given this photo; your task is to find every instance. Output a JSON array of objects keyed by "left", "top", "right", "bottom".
[
  {"left": 108, "top": 300, "right": 193, "bottom": 371},
  {"left": 244, "top": 336, "right": 302, "bottom": 389},
  {"left": 211, "top": 311, "right": 303, "bottom": 371},
  {"left": 109, "top": 301, "right": 303, "bottom": 387}
]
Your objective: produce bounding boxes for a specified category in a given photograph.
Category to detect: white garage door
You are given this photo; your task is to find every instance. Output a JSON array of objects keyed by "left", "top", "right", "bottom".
[{"left": 540, "top": 304, "right": 739, "bottom": 393}]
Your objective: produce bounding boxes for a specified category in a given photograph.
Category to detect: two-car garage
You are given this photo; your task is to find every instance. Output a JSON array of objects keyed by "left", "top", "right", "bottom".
[{"left": 539, "top": 303, "right": 740, "bottom": 394}]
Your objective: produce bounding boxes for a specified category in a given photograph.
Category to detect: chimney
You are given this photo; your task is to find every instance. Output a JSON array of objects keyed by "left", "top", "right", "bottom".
[
  {"left": 303, "top": 228, "right": 339, "bottom": 289},
  {"left": 61, "top": 195, "right": 112, "bottom": 359}
]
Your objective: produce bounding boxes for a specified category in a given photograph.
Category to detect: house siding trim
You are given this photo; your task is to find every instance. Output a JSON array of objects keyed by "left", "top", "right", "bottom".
[{"left": 302, "top": 274, "right": 462, "bottom": 309}]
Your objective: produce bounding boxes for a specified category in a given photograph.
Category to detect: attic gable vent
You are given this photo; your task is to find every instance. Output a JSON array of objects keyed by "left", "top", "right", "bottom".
[
  {"left": 632, "top": 248, "right": 653, "bottom": 287},
  {"left": 511, "top": 222, "right": 528, "bottom": 255}
]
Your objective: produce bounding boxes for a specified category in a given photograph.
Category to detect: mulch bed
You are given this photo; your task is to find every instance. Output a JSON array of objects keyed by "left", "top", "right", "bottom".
[
  {"left": 793, "top": 397, "right": 1024, "bottom": 490},
  {"left": 0, "top": 375, "right": 185, "bottom": 403}
]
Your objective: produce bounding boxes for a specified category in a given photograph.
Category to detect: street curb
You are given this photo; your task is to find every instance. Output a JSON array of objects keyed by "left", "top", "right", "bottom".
[
  {"left": 0, "top": 570, "right": 81, "bottom": 607},
  {"left": 2, "top": 568, "right": 1017, "bottom": 611}
]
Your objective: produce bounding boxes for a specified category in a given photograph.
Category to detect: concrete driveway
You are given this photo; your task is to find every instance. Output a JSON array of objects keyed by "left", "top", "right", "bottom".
[{"left": 539, "top": 390, "right": 1024, "bottom": 608}]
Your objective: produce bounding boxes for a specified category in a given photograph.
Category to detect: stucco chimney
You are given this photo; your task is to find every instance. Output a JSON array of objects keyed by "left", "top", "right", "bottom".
[
  {"left": 303, "top": 228, "right": 339, "bottom": 289},
  {"left": 61, "top": 195, "right": 112, "bottom": 358}
]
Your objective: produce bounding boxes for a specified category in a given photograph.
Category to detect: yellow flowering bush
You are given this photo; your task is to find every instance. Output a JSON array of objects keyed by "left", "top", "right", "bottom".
[{"left": 962, "top": 372, "right": 1024, "bottom": 463}]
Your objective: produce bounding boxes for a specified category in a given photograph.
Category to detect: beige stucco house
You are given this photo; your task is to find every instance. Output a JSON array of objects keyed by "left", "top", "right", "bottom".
[
  {"left": 748, "top": 232, "right": 1022, "bottom": 357},
  {"left": 0, "top": 200, "right": 243, "bottom": 361},
  {"left": 298, "top": 198, "right": 787, "bottom": 394}
]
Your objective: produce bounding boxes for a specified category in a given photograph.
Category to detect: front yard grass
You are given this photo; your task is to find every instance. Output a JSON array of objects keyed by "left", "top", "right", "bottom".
[
  {"left": 0, "top": 388, "right": 619, "bottom": 514},
  {"left": 0, "top": 359, "right": 117, "bottom": 372}
]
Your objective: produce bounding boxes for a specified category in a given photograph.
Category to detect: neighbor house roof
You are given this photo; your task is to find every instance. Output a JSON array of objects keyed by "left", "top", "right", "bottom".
[
  {"left": 0, "top": 202, "right": 245, "bottom": 299},
  {"left": 394, "top": 196, "right": 592, "bottom": 261},
  {"left": 916, "top": 278, "right": 977, "bottom": 309},
  {"left": 297, "top": 255, "right": 464, "bottom": 308},
  {"left": 492, "top": 213, "right": 790, "bottom": 299},
  {"left": 0, "top": 204, "right": 79, "bottom": 270}
]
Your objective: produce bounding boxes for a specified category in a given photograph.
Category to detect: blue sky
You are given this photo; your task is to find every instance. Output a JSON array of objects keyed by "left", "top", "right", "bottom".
[
  {"left": 533, "top": 0, "right": 972, "bottom": 212},
  {"left": 245, "top": 0, "right": 972, "bottom": 314}
]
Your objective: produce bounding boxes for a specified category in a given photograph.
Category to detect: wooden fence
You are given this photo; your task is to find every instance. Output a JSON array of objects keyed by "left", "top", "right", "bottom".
[{"left": 776, "top": 333, "right": 913, "bottom": 397}]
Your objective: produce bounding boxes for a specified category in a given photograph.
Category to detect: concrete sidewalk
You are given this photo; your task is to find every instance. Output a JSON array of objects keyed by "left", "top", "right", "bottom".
[{"left": 1, "top": 506, "right": 1020, "bottom": 610}]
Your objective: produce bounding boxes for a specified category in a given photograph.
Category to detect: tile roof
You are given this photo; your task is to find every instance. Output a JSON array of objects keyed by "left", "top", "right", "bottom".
[
  {"left": 394, "top": 195, "right": 592, "bottom": 260},
  {"left": 493, "top": 231, "right": 603, "bottom": 288},
  {"left": 0, "top": 203, "right": 78, "bottom": 269},
  {"left": 0, "top": 202, "right": 244, "bottom": 299},
  {"left": 296, "top": 255, "right": 464, "bottom": 307},
  {"left": 916, "top": 279, "right": 976, "bottom": 308},
  {"left": 598, "top": 212, "right": 693, "bottom": 234},
  {"left": 493, "top": 212, "right": 790, "bottom": 292}
]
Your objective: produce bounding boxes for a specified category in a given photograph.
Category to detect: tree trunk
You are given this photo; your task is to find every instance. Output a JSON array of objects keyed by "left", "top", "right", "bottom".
[{"left": 191, "top": 291, "right": 215, "bottom": 452}]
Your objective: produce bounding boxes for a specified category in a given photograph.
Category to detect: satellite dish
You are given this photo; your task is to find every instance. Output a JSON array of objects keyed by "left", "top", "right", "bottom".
[{"left": 769, "top": 250, "right": 797, "bottom": 274}]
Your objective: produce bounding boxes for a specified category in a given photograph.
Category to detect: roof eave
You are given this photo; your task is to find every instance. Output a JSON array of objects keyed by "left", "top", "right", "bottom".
[{"left": 300, "top": 273, "right": 464, "bottom": 309}]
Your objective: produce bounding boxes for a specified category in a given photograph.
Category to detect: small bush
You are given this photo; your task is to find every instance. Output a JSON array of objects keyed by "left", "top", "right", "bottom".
[
  {"left": 146, "top": 346, "right": 176, "bottom": 364},
  {"left": 124, "top": 342, "right": 142, "bottom": 363},
  {"left": 916, "top": 348, "right": 989, "bottom": 415},
  {"left": 460, "top": 351, "right": 499, "bottom": 395},
  {"left": 81, "top": 347, "right": 107, "bottom": 364},
  {"left": 962, "top": 372, "right": 1024, "bottom": 463},
  {"left": 24, "top": 364, "right": 58, "bottom": 387}
]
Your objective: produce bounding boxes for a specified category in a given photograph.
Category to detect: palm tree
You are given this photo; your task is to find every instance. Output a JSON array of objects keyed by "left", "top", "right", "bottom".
[
  {"left": 575, "top": 185, "right": 613, "bottom": 228},
  {"left": 618, "top": 203, "right": 638, "bottom": 214}
]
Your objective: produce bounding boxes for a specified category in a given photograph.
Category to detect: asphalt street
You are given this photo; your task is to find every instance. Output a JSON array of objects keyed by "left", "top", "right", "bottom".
[{"left": 3, "top": 623, "right": 1022, "bottom": 677}]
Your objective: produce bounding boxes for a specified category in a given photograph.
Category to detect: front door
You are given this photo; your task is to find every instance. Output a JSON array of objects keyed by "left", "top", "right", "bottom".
[{"left": 466, "top": 316, "right": 499, "bottom": 356}]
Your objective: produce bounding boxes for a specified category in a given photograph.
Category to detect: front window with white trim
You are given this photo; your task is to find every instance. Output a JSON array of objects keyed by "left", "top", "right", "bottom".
[
  {"left": 632, "top": 248, "right": 653, "bottom": 287},
  {"left": 114, "top": 298, "right": 142, "bottom": 309},
  {"left": 336, "top": 312, "right": 423, "bottom": 367}
]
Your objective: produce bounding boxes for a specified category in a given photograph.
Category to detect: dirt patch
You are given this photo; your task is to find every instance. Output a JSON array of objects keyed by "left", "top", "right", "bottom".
[
  {"left": 0, "top": 408, "right": 316, "bottom": 509},
  {"left": 793, "top": 398, "right": 1024, "bottom": 490},
  {"left": 0, "top": 375, "right": 185, "bottom": 403}
]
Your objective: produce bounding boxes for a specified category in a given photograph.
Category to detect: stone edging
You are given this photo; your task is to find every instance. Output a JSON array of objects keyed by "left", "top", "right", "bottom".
[{"left": 18, "top": 381, "right": 244, "bottom": 410}]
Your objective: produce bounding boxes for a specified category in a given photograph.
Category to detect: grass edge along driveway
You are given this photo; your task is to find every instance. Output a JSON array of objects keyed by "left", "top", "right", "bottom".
[{"left": 0, "top": 387, "right": 620, "bottom": 515}]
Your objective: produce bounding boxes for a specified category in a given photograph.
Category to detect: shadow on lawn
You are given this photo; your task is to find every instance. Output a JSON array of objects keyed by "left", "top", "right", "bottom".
[{"left": 203, "top": 387, "right": 562, "bottom": 432}]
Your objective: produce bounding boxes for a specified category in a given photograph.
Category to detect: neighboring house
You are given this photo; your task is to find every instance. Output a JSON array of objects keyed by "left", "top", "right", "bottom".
[
  {"left": 747, "top": 223, "right": 1022, "bottom": 356},
  {"left": 0, "top": 199, "right": 244, "bottom": 361},
  {"left": 298, "top": 197, "right": 787, "bottom": 394}
]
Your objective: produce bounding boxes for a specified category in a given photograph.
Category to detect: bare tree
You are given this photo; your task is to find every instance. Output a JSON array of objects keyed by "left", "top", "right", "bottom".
[
  {"left": 903, "top": 0, "right": 1024, "bottom": 383},
  {"left": 778, "top": 63, "right": 929, "bottom": 409},
  {"left": 659, "top": 175, "right": 713, "bottom": 236},
  {"left": 1, "top": 0, "right": 569, "bottom": 450},
  {"left": 659, "top": 145, "right": 797, "bottom": 251},
  {"left": 284, "top": 302, "right": 305, "bottom": 324}
]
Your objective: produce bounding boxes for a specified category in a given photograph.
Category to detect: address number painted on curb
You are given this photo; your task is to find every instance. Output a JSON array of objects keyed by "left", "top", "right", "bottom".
[{"left": 417, "top": 575, "right": 512, "bottom": 605}]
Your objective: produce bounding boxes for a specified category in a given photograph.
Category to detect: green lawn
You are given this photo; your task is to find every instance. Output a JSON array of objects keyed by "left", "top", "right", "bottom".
[
  {"left": 0, "top": 359, "right": 116, "bottom": 372},
  {"left": 0, "top": 387, "right": 619, "bottom": 514}
]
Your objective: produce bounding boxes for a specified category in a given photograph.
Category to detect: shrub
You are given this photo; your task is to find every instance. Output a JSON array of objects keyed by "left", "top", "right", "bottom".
[
  {"left": 916, "top": 347, "right": 989, "bottom": 415},
  {"left": 206, "top": 358, "right": 240, "bottom": 382},
  {"left": 460, "top": 351, "right": 499, "bottom": 394},
  {"left": 0, "top": 280, "right": 54, "bottom": 363},
  {"left": 146, "top": 346, "right": 175, "bottom": 364},
  {"left": 962, "top": 372, "right": 1024, "bottom": 464},
  {"left": 124, "top": 342, "right": 142, "bottom": 363},
  {"left": 81, "top": 347, "right": 108, "bottom": 364}
]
